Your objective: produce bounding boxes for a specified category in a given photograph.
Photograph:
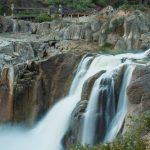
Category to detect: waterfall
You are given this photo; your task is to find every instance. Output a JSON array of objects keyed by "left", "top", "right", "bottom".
[
  {"left": 81, "top": 52, "right": 146, "bottom": 145},
  {"left": 104, "top": 65, "right": 135, "bottom": 142},
  {"left": 82, "top": 71, "right": 116, "bottom": 145},
  {"left": 0, "top": 55, "right": 94, "bottom": 150},
  {"left": 0, "top": 52, "right": 147, "bottom": 150}
]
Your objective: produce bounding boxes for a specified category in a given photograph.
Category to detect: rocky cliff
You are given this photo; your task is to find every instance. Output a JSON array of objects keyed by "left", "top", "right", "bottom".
[
  {"left": 0, "top": 53, "right": 81, "bottom": 125},
  {"left": 1, "top": 7, "right": 150, "bottom": 53}
]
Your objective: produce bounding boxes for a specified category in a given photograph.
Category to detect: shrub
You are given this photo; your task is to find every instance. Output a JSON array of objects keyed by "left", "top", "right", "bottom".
[
  {"left": 99, "top": 42, "right": 114, "bottom": 52},
  {"left": 105, "top": 17, "right": 124, "bottom": 36},
  {"left": 35, "top": 13, "right": 52, "bottom": 22},
  {"left": 120, "top": 4, "right": 146, "bottom": 11}
]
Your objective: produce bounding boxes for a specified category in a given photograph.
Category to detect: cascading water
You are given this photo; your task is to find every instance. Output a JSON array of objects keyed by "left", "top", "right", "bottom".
[
  {"left": 0, "top": 51, "right": 148, "bottom": 150},
  {"left": 81, "top": 53, "right": 147, "bottom": 145},
  {"left": 82, "top": 71, "right": 116, "bottom": 145},
  {"left": 104, "top": 65, "right": 135, "bottom": 142}
]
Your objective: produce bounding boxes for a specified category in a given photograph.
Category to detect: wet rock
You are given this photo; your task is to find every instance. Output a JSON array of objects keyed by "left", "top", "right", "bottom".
[
  {"left": 63, "top": 100, "right": 88, "bottom": 148},
  {"left": 81, "top": 70, "right": 106, "bottom": 100}
]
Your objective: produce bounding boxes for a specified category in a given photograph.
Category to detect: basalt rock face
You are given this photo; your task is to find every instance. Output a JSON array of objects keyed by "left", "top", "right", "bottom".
[
  {"left": 98, "top": 10, "right": 150, "bottom": 51},
  {"left": 1, "top": 9, "right": 150, "bottom": 52},
  {"left": 0, "top": 33, "right": 62, "bottom": 70},
  {"left": 117, "top": 10, "right": 150, "bottom": 50},
  {"left": 127, "top": 65, "right": 150, "bottom": 112},
  {"left": 0, "top": 53, "right": 81, "bottom": 126},
  {"left": 123, "top": 64, "right": 150, "bottom": 132},
  {"left": 64, "top": 66, "right": 124, "bottom": 148},
  {"left": 0, "top": 67, "right": 14, "bottom": 122}
]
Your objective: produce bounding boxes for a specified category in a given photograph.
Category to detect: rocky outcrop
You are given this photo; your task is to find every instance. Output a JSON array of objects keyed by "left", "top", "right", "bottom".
[
  {"left": 0, "top": 17, "right": 13, "bottom": 32},
  {"left": 127, "top": 65, "right": 150, "bottom": 112},
  {"left": 0, "top": 33, "right": 62, "bottom": 70},
  {"left": 59, "top": 21, "right": 101, "bottom": 42},
  {"left": 122, "top": 64, "right": 150, "bottom": 132},
  {"left": 1, "top": 8, "right": 150, "bottom": 52},
  {"left": 97, "top": 10, "right": 150, "bottom": 51},
  {"left": 81, "top": 71, "right": 106, "bottom": 100},
  {"left": 0, "top": 66, "right": 14, "bottom": 122},
  {"left": 0, "top": 53, "right": 81, "bottom": 125},
  {"left": 118, "top": 10, "right": 150, "bottom": 50}
]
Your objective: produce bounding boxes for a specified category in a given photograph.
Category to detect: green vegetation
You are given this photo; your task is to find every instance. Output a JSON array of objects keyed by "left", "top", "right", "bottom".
[
  {"left": 71, "top": 111, "right": 150, "bottom": 150},
  {"left": 120, "top": 4, "right": 146, "bottom": 11},
  {"left": 105, "top": 17, "right": 124, "bottom": 36},
  {"left": 99, "top": 42, "right": 114, "bottom": 52},
  {"left": 35, "top": 13, "right": 52, "bottom": 22},
  {"left": 43, "top": 0, "right": 150, "bottom": 12},
  {"left": 99, "top": 43, "right": 124, "bottom": 55}
]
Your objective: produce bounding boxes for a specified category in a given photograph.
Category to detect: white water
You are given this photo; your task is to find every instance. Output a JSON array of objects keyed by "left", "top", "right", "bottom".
[
  {"left": 82, "top": 71, "right": 116, "bottom": 145},
  {"left": 81, "top": 52, "right": 147, "bottom": 145},
  {"left": 0, "top": 51, "right": 148, "bottom": 150},
  {"left": 104, "top": 65, "right": 135, "bottom": 142}
]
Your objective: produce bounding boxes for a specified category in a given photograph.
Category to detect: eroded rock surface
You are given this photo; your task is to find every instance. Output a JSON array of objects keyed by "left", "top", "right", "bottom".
[{"left": 0, "top": 53, "right": 81, "bottom": 126}]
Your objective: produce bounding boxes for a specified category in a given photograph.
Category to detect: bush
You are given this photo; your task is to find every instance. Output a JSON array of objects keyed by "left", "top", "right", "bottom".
[
  {"left": 93, "top": 0, "right": 108, "bottom": 7},
  {"left": 99, "top": 42, "right": 114, "bottom": 52},
  {"left": 35, "top": 13, "right": 52, "bottom": 22},
  {"left": 120, "top": 4, "right": 146, "bottom": 11},
  {"left": 105, "top": 17, "right": 124, "bottom": 36}
]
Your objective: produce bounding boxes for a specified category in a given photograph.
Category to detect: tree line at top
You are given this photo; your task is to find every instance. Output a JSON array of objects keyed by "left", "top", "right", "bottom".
[{"left": 42, "top": 0, "right": 150, "bottom": 11}]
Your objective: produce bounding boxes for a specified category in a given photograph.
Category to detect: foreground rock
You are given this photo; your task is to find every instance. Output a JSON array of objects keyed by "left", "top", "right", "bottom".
[
  {"left": 0, "top": 53, "right": 81, "bottom": 125},
  {"left": 122, "top": 64, "right": 150, "bottom": 133}
]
